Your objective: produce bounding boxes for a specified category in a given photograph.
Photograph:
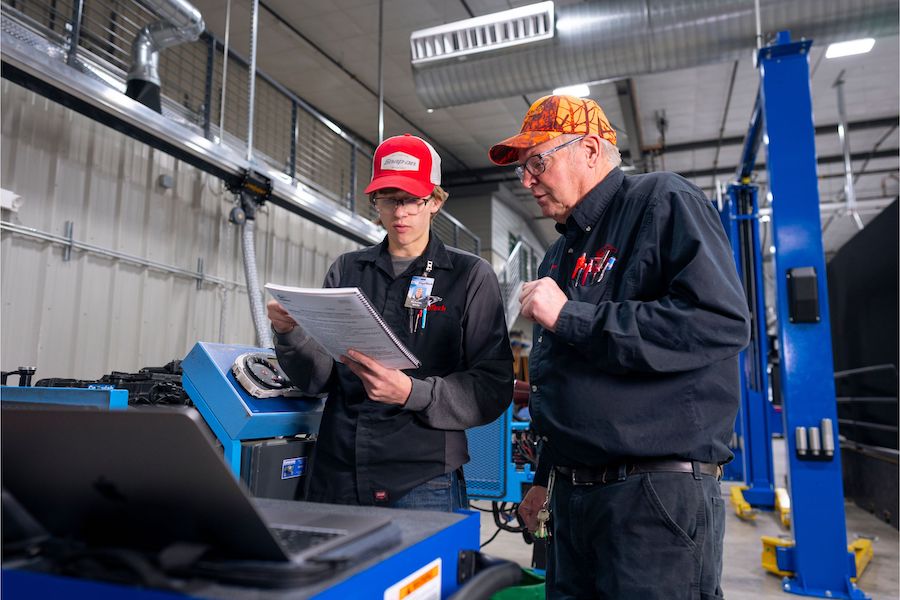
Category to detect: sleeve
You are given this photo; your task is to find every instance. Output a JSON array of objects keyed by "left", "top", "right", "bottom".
[
  {"left": 273, "top": 259, "right": 342, "bottom": 394},
  {"left": 554, "top": 190, "right": 751, "bottom": 374},
  {"left": 404, "top": 260, "right": 515, "bottom": 430},
  {"left": 532, "top": 447, "right": 552, "bottom": 487}
]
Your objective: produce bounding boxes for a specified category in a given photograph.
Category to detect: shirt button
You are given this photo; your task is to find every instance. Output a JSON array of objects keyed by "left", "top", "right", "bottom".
[
  {"left": 538, "top": 336, "right": 543, "bottom": 343},
  {"left": 585, "top": 226, "right": 592, "bottom": 232},
  {"left": 531, "top": 385, "right": 538, "bottom": 392}
]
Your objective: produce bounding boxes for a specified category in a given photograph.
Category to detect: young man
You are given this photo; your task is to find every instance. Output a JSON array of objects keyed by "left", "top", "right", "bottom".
[
  {"left": 489, "top": 95, "right": 750, "bottom": 598},
  {"left": 269, "top": 134, "right": 513, "bottom": 511}
]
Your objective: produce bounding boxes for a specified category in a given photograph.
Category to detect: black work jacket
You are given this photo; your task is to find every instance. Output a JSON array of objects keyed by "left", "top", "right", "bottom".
[
  {"left": 275, "top": 233, "right": 513, "bottom": 505},
  {"left": 530, "top": 168, "right": 751, "bottom": 486}
]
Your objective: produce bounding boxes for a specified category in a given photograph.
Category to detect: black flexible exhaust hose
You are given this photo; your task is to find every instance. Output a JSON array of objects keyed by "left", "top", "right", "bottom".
[{"left": 449, "top": 553, "right": 522, "bottom": 600}]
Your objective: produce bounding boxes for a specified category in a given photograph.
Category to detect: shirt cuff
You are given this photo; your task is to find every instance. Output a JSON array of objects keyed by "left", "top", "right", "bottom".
[
  {"left": 553, "top": 300, "right": 594, "bottom": 346},
  {"left": 533, "top": 453, "right": 552, "bottom": 487},
  {"left": 273, "top": 325, "right": 306, "bottom": 348},
  {"left": 403, "top": 377, "right": 432, "bottom": 412}
]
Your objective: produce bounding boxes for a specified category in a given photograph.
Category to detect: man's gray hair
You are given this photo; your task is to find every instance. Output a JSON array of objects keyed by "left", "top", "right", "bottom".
[{"left": 600, "top": 138, "right": 622, "bottom": 168}]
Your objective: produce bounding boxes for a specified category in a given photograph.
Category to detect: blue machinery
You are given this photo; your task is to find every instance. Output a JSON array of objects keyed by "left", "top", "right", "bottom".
[
  {"left": 0, "top": 385, "right": 129, "bottom": 409},
  {"left": 1, "top": 342, "right": 484, "bottom": 598},
  {"left": 181, "top": 341, "right": 324, "bottom": 476},
  {"left": 466, "top": 408, "right": 533, "bottom": 503},
  {"left": 722, "top": 31, "right": 871, "bottom": 599}
]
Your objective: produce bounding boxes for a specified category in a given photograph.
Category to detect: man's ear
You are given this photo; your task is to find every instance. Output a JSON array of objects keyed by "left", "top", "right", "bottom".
[{"left": 583, "top": 135, "right": 603, "bottom": 168}]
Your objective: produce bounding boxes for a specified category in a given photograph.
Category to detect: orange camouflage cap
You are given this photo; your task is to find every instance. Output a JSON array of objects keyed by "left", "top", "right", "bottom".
[{"left": 489, "top": 94, "right": 617, "bottom": 165}]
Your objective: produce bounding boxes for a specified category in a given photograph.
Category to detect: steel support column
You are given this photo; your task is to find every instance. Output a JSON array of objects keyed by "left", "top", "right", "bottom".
[
  {"left": 722, "top": 183, "right": 776, "bottom": 506},
  {"left": 759, "top": 31, "right": 866, "bottom": 599}
]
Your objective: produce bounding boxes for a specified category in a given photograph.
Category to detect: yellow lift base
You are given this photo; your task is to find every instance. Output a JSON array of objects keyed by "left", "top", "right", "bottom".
[
  {"left": 774, "top": 487, "right": 791, "bottom": 528},
  {"left": 730, "top": 485, "right": 791, "bottom": 528},
  {"left": 761, "top": 536, "right": 874, "bottom": 582},
  {"left": 730, "top": 485, "right": 759, "bottom": 521}
]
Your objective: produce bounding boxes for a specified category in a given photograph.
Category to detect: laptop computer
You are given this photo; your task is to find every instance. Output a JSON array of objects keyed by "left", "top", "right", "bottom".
[{"left": 1, "top": 405, "right": 396, "bottom": 572}]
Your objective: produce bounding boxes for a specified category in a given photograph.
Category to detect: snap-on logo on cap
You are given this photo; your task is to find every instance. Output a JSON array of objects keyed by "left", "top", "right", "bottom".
[
  {"left": 364, "top": 133, "right": 441, "bottom": 198},
  {"left": 380, "top": 152, "right": 420, "bottom": 172}
]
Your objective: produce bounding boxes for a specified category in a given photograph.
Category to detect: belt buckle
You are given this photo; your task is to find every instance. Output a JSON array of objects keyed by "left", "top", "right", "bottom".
[{"left": 571, "top": 469, "right": 593, "bottom": 486}]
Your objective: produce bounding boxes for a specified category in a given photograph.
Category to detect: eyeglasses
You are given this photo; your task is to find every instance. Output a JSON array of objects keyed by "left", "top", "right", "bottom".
[
  {"left": 515, "top": 135, "right": 585, "bottom": 181},
  {"left": 371, "top": 195, "right": 430, "bottom": 215}
]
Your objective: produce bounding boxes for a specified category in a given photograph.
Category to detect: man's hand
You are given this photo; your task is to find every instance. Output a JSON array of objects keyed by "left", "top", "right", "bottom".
[
  {"left": 520, "top": 278, "right": 567, "bottom": 331},
  {"left": 341, "top": 349, "right": 413, "bottom": 405},
  {"left": 518, "top": 485, "right": 548, "bottom": 532},
  {"left": 267, "top": 300, "right": 297, "bottom": 334}
]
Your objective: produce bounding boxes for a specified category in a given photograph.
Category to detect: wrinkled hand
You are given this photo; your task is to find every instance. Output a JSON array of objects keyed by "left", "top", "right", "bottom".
[
  {"left": 519, "top": 278, "right": 567, "bottom": 331},
  {"left": 518, "top": 485, "right": 548, "bottom": 532},
  {"left": 267, "top": 300, "right": 297, "bottom": 334},
  {"left": 341, "top": 349, "right": 413, "bottom": 405}
]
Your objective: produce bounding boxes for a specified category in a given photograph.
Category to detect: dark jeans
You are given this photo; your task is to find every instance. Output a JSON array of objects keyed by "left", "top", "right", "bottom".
[
  {"left": 547, "top": 469, "right": 725, "bottom": 600},
  {"left": 388, "top": 469, "right": 469, "bottom": 512}
]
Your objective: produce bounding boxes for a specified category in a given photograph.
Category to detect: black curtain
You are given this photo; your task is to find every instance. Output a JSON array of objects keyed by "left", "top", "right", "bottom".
[{"left": 827, "top": 198, "right": 898, "bottom": 448}]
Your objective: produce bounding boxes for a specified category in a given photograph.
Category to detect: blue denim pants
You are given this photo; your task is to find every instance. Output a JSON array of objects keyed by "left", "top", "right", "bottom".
[
  {"left": 547, "top": 469, "right": 725, "bottom": 599},
  {"left": 388, "top": 469, "right": 469, "bottom": 512}
]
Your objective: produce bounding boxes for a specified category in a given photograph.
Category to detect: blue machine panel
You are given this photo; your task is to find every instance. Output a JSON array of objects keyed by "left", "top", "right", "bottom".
[
  {"left": 181, "top": 341, "right": 324, "bottom": 475},
  {"left": 0, "top": 386, "right": 128, "bottom": 409},
  {"left": 1, "top": 511, "right": 481, "bottom": 599},
  {"left": 466, "top": 406, "right": 533, "bottom": 503}
]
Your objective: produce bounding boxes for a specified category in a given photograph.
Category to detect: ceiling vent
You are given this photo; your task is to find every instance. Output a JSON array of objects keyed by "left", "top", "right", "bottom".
[{"left": 410, "top": 1, "right": 554, "bottom": 66}]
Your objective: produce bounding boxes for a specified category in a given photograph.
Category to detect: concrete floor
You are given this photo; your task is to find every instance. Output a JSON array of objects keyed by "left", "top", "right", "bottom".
[{"left": 473, "top": 440, "right": 899, "bottom": 599}]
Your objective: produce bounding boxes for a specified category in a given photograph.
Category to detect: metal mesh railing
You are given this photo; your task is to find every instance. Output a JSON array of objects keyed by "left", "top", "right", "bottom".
[{"left": 2, "top": 0, "right": 479, "bottom": 249}]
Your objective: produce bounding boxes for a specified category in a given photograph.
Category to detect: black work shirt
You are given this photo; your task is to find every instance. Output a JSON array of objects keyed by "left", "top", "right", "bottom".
[
  {"left": 529, "top": 168, "right": 751, "bottom": 486},
  {"left": 275, "top": 233, "right": 513, "bottom": 505}
]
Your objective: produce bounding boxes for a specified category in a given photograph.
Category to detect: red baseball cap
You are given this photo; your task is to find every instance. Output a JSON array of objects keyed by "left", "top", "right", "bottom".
[
  {"left": 489, "top": 95, "right": 617, "bottom": 165},
  {"left": 365, "top": 134, "right": 441, "bottom": 198}
]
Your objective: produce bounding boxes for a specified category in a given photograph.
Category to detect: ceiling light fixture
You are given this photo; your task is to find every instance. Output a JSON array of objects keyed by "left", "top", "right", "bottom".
[
  {"left": 552, "top": 83, "right": 590, "bottom": 97},
  {"left": 825, "top": 38, "right": 875, "bottom": 59}
]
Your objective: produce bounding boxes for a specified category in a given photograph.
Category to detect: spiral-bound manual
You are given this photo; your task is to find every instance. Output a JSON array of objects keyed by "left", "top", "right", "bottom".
[{"left": 265, "top": 284, "right": 421, "bottom": 370}]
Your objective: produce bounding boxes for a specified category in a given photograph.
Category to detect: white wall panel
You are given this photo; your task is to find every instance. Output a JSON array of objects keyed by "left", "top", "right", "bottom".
[
  {"left": 491, "top": 196, "right": 545, "bottom": 270},
  {"left": 441, "top": 194, "right": 493, "bottom": 261},
  {"left": 1, "top": 81, "right": 359, "bottom": 381}
]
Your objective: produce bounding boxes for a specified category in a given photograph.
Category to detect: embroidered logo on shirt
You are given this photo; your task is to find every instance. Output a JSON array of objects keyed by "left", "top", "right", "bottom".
[
  {"left": 425, "top": 295, "right": 444, "bottom": 312},
  {"left": 373, "top": 489, "right": 389, "bottom": 502}
]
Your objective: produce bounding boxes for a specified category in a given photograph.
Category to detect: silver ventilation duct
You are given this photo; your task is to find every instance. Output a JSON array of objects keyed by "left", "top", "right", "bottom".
[
  {"left": 413, "top": 0, "right": 899, "bottom": 109},
  {"left": 126, "top": 0, "right": 205, "bottom": 111}
]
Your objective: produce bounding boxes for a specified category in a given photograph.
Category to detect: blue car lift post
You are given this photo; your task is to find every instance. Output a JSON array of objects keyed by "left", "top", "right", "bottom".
[
  {"left": 721, "top": 164, "right": 788, "bottom": 525},
  {"left": 742, "top": 31, "right": 870, "bottom": 599}
]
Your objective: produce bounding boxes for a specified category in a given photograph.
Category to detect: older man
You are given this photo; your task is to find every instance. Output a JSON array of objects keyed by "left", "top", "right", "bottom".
[{"left": 489, "top": 95, "right": 750, "bottom": 599}]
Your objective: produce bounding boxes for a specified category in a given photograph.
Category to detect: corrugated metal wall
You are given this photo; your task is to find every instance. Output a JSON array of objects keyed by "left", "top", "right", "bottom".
[
  {"left": 0, "top": 81, "right": 359, "bottom": 380},
  {"left": 441, "top": 194, "right": 493, "bottom": 262},
  {"left": 491, "top": 196, "right": 544, "bottom": 268}
]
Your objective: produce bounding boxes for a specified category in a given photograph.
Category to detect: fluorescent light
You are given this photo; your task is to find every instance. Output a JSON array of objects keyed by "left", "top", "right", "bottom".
[
  {"left": 324, "top": 120, "right": 343, "bottom": 136},
  {"left": 552, "top": 83, "right": 590, "bottom": 97},
  {"left": 825, "top": 38, "right": 875, "bottom": 59}
]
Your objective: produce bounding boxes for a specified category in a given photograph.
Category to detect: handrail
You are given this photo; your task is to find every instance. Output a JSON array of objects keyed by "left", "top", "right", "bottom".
[{"left": 496, "top": 240, "right": 538, "bottom": 329}]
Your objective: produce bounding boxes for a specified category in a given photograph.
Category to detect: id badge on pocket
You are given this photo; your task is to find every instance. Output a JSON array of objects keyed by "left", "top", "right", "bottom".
[{"left": 405, "top": 275, "right": 434, "bottom": 309}]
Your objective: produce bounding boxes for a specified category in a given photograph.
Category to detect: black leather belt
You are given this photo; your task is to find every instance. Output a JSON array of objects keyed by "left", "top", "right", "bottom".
[{"left": 555, "top": 460, "right": 721, "bottom": 485}]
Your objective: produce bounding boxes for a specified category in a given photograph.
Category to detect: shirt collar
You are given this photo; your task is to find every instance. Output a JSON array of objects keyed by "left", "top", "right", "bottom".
[
  {"left": 356, "top": 231, "right": 453, "bottom": 274},
  {"left": 555, "top": 167, "right": 625, "bottom": 235}
]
